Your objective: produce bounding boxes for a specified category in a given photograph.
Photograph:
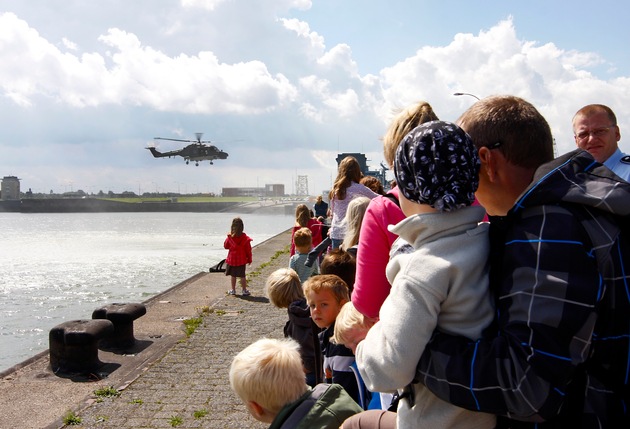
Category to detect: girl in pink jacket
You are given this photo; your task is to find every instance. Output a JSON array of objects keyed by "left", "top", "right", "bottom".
[{"left": 224, "top": 217, "right": 252, "bottom": 296}]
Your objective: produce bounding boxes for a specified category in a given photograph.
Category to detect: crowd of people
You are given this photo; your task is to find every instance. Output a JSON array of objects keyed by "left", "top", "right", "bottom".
[{"left": 226, "top": 98, "right": 630, "bottom": 429}]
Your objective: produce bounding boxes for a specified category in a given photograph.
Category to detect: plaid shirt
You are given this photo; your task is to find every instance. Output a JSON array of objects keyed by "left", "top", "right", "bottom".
[{"left": 418, "top": 150, "right": 630, "bottom": 428}]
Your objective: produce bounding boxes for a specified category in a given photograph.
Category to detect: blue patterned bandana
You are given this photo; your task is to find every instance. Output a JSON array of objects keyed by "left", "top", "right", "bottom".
[{"left": 394, "top": 120, "right": 480, "bottom": 212}]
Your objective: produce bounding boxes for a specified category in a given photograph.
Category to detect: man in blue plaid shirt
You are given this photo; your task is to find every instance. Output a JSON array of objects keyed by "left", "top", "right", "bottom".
[{"left": 417, "top": 95, "right": 630, "bottom": 428}]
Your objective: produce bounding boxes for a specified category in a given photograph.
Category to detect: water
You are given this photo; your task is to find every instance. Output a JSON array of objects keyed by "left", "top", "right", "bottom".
[{"left": 0, "top": 211, "right": 292, "bottom": 372}]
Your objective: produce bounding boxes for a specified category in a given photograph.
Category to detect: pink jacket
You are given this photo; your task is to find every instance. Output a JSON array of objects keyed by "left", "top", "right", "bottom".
[
  {"left": 290, "top": 218, "right": 323, "bottom": 256},
  {"left": 224, "top": 233, "right": 252, "bottom": 266},
  {"left": 351, "top": 188, "right": 405, "bottom": 319}
]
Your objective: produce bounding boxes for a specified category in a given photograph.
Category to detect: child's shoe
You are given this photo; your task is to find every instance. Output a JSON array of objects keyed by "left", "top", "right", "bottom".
[
  {"left": 242, "top": 289, "right": 251, "bottom": 296},
  {"left": 228, "top": 290, "right": 236, "bottom": 295}
]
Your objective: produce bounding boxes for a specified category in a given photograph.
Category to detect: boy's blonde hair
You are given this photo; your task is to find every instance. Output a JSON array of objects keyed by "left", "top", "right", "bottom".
[
  {"left": 293, "top": 227, "right": 313, "bottom": 249},
  {"left": 303, "top": 274, "right": 350, "bottom": 304},
  {"left": 229, "top": 338, "right": 308, "bottom": 416},
  {"left": 265, "top": 268, "right": 304, "bottom": 308},
  {"left": 332, "top": 302, "right": 376, "bottom": 346}
]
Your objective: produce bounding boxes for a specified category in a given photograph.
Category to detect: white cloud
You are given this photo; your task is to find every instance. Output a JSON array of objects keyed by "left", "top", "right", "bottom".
[{"left": 1, "top": 5, "right": 630, "bottom": 196}]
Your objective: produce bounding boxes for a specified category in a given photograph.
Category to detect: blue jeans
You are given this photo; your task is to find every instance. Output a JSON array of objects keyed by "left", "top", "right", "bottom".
[{"left": 331, "top": 238, "right": 343, "bottom": 250}]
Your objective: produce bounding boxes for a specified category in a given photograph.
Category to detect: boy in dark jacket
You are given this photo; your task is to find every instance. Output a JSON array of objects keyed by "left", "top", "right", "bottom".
[
  {"left": 303, "top": 274, "right": 360, "bottom": 405},
  {"left": 265, "top": 268, "right": 322, "bottom": 387},
  {"left": 229, "top": 338, "right": 362, "bottom": 429}
]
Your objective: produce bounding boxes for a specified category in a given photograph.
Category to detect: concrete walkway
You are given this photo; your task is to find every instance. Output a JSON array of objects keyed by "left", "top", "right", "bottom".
[{"left": 0, "top": 229, "right": 293, "bottom": 429}]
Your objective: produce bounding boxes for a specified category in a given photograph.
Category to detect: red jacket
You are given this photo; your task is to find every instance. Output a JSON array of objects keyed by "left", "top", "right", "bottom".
[
  {"left": 224, "top": 233, "right": 252, "bottom": 266},
  {"left": 290, "top": 219, "right": 323, "bottom": 256}
]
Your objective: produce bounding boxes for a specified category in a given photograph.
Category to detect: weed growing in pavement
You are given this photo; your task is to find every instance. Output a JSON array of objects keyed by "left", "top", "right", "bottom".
[
  {"left": 193, "top": 409, "right": 209, "bottom": 418},
  {"left": 130, "top": 398, "right": 143, "bottom": 404},
  {"left": 215, "top": 309, "right": 226, "bottom": 316},
  {"left": 169, "top": 415, "right": 183, "bottom": 427},
  {"left": 94, "top": 386, "right": 120, "bottom": 398},
  {"left": 62, "top": 411, "right": 82, "bottom": 425},
  {"left": 183, "top": 316, "right": 203, "bottom": 337},
  {"left": 197, "top": 305, "right": 211, "bottom": 315},
  {"left": 246, "top": 246, "right": 289, "bottom": 281}
]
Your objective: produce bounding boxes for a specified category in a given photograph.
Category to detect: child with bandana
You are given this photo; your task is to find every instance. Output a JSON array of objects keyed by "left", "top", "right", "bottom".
[{"left": 348, "top": 121, "right": 496, "bottom": 429}]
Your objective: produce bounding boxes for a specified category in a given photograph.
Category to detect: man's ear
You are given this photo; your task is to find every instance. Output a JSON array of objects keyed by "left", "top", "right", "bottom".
[{"left": 478, "top": 147, "right": 497, "bottom": 183}]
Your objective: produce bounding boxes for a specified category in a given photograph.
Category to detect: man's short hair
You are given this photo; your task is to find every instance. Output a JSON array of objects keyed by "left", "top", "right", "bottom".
[
  {"left": 457, "top": 95, "right": 554, "bottom": 169},
  {"left": 293, "top": 227, "right": 313, "bottom": 248},
  {"left": 303, "top": 274, "right": 350, "bottom": 304},
  {"left": 572, "top": 104, "right": 618, "bottom": 127},
  {"left": 229, "top": 338, "right": 308, "bottom": 415},
  {"left": 265, "top": 268, "right": 304, "bottom": 308}
]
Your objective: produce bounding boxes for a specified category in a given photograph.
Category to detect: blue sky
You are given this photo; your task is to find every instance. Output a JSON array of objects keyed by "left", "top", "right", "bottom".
[{"left": 1, "top": 0, "right": 629, "bottom": 196}]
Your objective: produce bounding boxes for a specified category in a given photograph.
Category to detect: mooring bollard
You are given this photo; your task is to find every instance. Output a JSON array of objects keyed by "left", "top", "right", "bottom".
[
  {"left": 92, "top": 303, "right": 147, "bottom": 349},
  {"left": 49, "top": 319, "right": 114, "bottom": 374}
]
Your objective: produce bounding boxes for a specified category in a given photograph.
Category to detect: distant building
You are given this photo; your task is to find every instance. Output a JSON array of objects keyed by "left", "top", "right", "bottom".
[
  {"left": 222, "top": 183, "right": 285, "bottom": 198},
  {"left": 1, "top": 176, "right": 20, "bottom": 200}
]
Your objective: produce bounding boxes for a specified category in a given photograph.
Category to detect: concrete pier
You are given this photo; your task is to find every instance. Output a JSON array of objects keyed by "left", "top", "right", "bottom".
[{"left": 0, "top": 228, "right": 293, "bottom": 429}]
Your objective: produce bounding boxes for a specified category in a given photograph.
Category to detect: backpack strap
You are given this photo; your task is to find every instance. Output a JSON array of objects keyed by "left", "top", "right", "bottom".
[
  {"left": 279, "top": 384, "right": 330, "bottom": 428},
  {"left": 382, "top": 192, "right": 400, "bottom": 207}
]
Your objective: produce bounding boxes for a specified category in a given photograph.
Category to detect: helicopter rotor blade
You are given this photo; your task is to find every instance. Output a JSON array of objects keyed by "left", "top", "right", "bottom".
[{"left": 154, "top": 137, "right": 194, "bottom": 143}]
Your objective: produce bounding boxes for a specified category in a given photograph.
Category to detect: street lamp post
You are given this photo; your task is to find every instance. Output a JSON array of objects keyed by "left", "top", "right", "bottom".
[{"left": 453, "top": 92, "right": 480, "bottom": 100}]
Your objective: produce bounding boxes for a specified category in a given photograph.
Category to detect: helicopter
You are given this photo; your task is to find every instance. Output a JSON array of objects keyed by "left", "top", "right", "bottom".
[{"left": 147, "top": 133, "right": 229, "bottom": 166}]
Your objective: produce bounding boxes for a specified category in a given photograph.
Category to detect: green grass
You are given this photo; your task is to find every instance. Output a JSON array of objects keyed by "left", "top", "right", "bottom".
[
  {"left": 193, "top": 409, "right": 209, "bottom": 418},
  {"left": 183, "top": 316, "right": 203, "bottom": 337},
  {"left": 247, "top": 247, "right": 290, "bottom": 281},
  {"left": 94, "top": 386, "right": 121, "bottom": 398},
  {"left": 62, "top": 411, "right": 82, "bottom": 425},
  {"left": 100, "top": 196, "right": 258, "bottom": 203},
  {"left": 169, "top": 415, "right": 183, "bottom": 427}
]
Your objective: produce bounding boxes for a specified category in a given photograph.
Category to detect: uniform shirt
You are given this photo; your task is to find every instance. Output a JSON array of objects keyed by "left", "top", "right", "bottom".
[{"left": 603, "top": 147, "right": 630, "bottom": 181}]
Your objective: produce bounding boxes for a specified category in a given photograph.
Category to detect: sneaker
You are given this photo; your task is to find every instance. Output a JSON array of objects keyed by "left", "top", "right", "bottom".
[
  {"left": 228, "top": 290, "right": 236, "bottom": 295},
  {"left": 242, "top": 289, "right": 251, "bottom": 296}
]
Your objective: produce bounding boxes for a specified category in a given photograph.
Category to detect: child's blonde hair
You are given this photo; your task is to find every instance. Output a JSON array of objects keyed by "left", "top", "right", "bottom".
[
  {"left": 303, "top": 274, "right": 350, "bottom": 305},
  {"left": 293, "top": 227, "right": 313, "bottom": 249},
  {"left": 229, "top": 338, "right": 308, "bottom": 416},
  {"left": 340, "top": 196, "right": 370, "bottom": 251},
  {"left": 265, "top": 268, "right": 304, "bottom": 308},
  {"left": 332, "top": 302, "right": 376, "bottom": 346},
  {"left": 383, "top": 101, "right": 439, "bottom": 168}
]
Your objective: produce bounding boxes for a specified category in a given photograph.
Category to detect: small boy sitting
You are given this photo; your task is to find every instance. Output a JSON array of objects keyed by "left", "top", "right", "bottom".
[
  {"left": 303, "top": 274, "right": 360, "bottom": 406},
  {"left": 265, "top": 267, "right": 322, "bottom": 387},
  {"left": 290, "top": 227, "right": 319, "bottom": 284},
  {"left": 333, "top": 302, "right": 396, "bottom": 411},
  {"left": 229, "top": 337, "right": 362, "bottom": 428}
]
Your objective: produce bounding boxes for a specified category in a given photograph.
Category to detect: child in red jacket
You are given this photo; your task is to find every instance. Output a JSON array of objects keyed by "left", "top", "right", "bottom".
[{"left": 224, "top": 217, "right": 252, "bottom": 296}]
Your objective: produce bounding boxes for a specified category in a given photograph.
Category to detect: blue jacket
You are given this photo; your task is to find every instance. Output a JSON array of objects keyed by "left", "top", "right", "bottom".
[{"left": 418, "top": 149, "right": 630, "bottom": 428}]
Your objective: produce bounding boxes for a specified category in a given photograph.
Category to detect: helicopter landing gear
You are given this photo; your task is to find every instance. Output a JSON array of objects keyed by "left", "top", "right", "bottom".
[
  {"left": 186, "top": 160, "right": 189, "bottom": 165},
  {"left": 195, "top": 162, "right": 199, "bottom": 166},
  {"left": 210, "top": 161, "right": 213, "bottom": 165}
]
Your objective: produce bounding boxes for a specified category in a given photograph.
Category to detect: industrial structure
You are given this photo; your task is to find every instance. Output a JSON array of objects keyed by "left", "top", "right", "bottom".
[
  {"left": 221, "top": 183, "right": 285, "bottom": 198},
  {"left": 1, "top": 176, "right": 20, "bottom": 200},
  {"left": 335, "top": 153, "right": 388, "bottom": 188}
]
